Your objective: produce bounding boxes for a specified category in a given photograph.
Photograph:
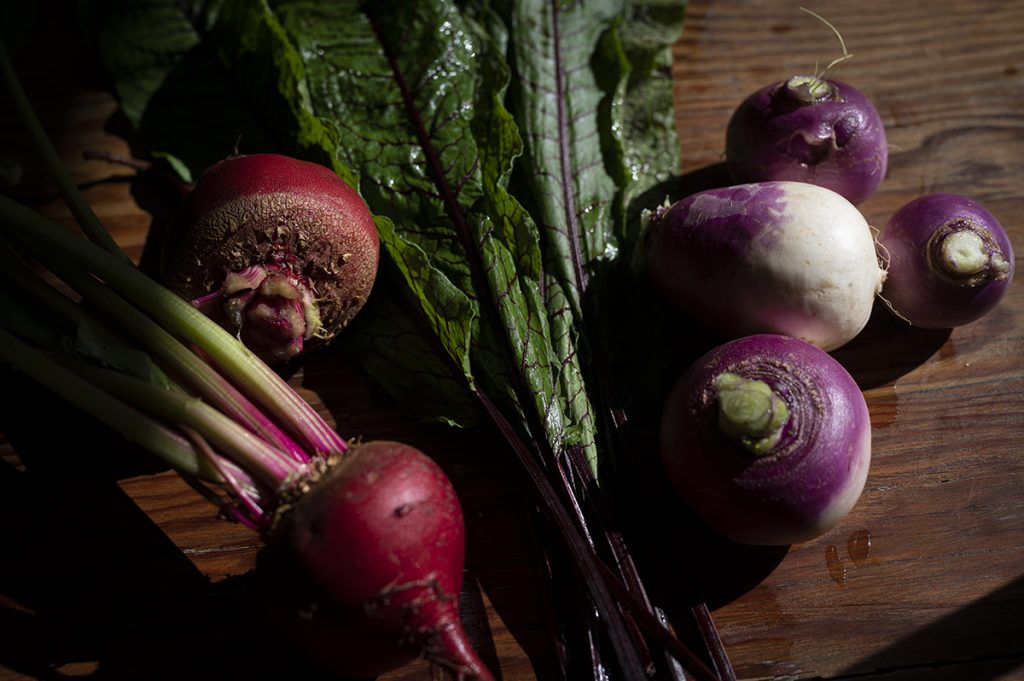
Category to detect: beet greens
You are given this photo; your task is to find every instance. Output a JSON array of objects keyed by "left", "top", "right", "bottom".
[{"left": 50, "top": 1, "right": 730, "bottom": 679}]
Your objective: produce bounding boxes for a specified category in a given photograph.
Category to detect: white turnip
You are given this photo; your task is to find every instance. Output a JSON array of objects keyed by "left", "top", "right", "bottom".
[
  {"left": 645, "top": 181, "right": 885, "bottom": 351},
  {"left": 879, "top": 193, "right": 1014, "bottom": 329},
  {"left": 162, "top": 153, "right": 380, "bottom": 362},
  {"left": 660, "top": 334, "right": 871, "bottom": 546}
]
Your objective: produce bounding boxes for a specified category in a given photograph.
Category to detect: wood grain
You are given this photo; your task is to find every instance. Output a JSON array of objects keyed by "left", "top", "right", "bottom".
[
  {"left": 2, "top": 0, "right": 1023, "bottom": 679},
  {"left": 673, "top": 1, "right": 1024, "bottom": 679}
]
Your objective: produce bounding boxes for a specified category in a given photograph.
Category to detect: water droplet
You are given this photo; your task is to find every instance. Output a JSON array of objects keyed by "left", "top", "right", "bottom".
[
  {"left": 848, "top": 529, "right": 872, "bottom": 566},
  {"left": 869, "top": 386, "right": 899, "bottom": 429},
  {"left": 826, "top": 544, "right": 847, "bottom": 586}
]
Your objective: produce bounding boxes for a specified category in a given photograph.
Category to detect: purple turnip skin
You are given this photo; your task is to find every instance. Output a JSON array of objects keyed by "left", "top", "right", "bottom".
[
  {"left": 162, "top": 154, "right": 380, "bottom": 363},
  {"left": 725, "top": 77, "right": 888, "bottom": 205},
  {"left": 879, "top": 193, "right": 1014, "bottom": 329},
  {"left": 255, "top": 440, "right": 494, "bottom": 680},
  {"left": 645, "top": 181, "right": 885, "bottom": 351},
  {"left": 660, "top": 334, "right": 871, "bottom": 546}
]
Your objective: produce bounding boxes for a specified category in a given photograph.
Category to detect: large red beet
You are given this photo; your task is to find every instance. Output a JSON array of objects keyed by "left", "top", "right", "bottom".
[
  {"left": 162, "top": 154, "right": 379, "bottom": 362},
  {"left": 254, "top": 440, "right": 494, "bottom": 680}
]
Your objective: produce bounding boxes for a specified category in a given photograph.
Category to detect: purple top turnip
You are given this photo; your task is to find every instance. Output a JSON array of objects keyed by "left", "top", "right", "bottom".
[
  {"left": 725, "top": 77, "right": 888, "bottom": 205},
  {"left": 162, "top": 153, "right": 380, "bottom": 363},
  {"left": 879, "top": 193, "right": 1014, "bottom": 329},
  {"left": 660, "top": 334, "right": 871, "bottom": 546},
  {"left": 645, "top": 181, "right": 886, "bottom": 351}
]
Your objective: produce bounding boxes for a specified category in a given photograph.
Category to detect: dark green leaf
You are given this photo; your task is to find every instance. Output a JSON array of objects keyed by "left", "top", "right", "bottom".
[
  {"left": 86, "top": 0, "right": 274, "bottom": 178},
  {"left": 345, "top": 287, "right": 480, "bottom": 428},
  {"left": 271, "top": 0, "right": 596, "bottom": 458},
  {"left": 269, "top": 0, "right": 480, "bottom": 395},
  {"left": 619, "top": 0, "right": 686, "bottom": 241},
  {"left": 495, "top": 0, "right": 626, "bottom": 325},
  {"left": 80, "top": 0, "right": 680, "bottom": 471}
]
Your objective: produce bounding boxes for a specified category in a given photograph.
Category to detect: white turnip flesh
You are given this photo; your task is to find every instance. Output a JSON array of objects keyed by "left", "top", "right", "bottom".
[{"left": 645, "top": 181, "right": 886, "bottom": 351}]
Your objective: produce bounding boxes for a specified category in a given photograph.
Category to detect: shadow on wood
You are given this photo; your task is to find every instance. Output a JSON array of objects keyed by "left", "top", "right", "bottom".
[{"left": 840, "top": 572, "right": 1024, "bottom": 679}]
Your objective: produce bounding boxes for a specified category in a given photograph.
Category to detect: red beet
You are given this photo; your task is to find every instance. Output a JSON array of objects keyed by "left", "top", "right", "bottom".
[
  {"left": 254, "top": 440, "right": 494, "bottom": 680},
  {"left": 162, "top": 154, "right": 379, "bottom": 362}
]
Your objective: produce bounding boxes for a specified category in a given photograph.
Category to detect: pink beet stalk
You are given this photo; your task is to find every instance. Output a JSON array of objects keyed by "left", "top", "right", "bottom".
[
  {"left": 0, "top": 171, "right": 494, "bottom": 681},
  {"left": 0, "top": 192, "right": 346, "bottom": 457},
  {"left": 24, "top": 242, "right": 311, "bottom": 464},
  {"left": 0, "top": 202, "right": 496, "bottom": 678}
]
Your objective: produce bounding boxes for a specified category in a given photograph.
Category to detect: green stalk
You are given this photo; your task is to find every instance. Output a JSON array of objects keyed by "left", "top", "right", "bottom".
[
  {"left": 715, "top": 372, "right": 789, "bottom": 455},
  {"left": 1, "top": 240, "right": 310, "bottom": 464},
  {"left": 0, "top": 327, "right": 215, "bottom": 480},
  {"left": 0, "top": 238, "right": 84, "bottom": 327},
  {"left": 0, "top": 194, "right": 346, "bottom": 457},
  {"left": 0, "top": 264, "right": 269, "bottom": 523},
  {"left": 0, "top": 38, "right": 131, "bottom": 264},
  {"left": 60, "top": 355, "right": 299, "bottom": 489}
]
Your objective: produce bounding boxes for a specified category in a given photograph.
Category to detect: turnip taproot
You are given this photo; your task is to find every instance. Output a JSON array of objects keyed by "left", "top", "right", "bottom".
[
  {"left": 660, "top": 334, "right": 871, "bottom": 546},
  {"left": 724, "top": 12, "right": 887, "bottom": 204},
  {"left": 162, "top": 153, "right": 380, "bottom": 362},
  {"left": 879, "top": 193, "right": 1014, "bottom": 329},
  {"left": 645, "top": 181, "right": 885, "bottom": 351}
]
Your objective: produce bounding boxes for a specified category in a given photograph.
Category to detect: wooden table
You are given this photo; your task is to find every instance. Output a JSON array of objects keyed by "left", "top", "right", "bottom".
[{"left": 2, "top": 1, "right": 1022, "bottom": 679}]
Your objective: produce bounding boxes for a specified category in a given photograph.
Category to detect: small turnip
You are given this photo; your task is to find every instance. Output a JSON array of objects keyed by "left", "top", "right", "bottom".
[
  {"left": 255, "top": 440, "right": 494, "bottom": 680},
  {"left": 724, "top": 12, "right": 887, "bottom": 204},
  {"left": 660, "top": 334, "right": 871, "bottom": 546},
  {"left": 162, "top": 154, "right": 380, "bottom": 362},
  {"left": 879, "top": 193, "right": 1014, "bottom": 329},
  {"left": 645, "top": 181, "right": 886, "bottom": 351},
  {"left": 725, "top": 78, "right": 887, "bottom": 205}
]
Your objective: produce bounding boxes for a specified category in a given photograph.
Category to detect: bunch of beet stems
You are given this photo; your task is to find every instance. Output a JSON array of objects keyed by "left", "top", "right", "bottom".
[
  {"left": 366, "top": 18, "right": 732, "bottom": 678},
  {"left": 0, "top": 197, "right": 347, "bottom": 536},
  {"left": 425, "top": 165, "right": 731, "bottom": 680},
  {"left": 388, "top": 73, "right": 730, "bottom": 681},
  {"left": 0, "top": 99, "right": 328, "bottom": 520},
  {"left": 0, "top": 43, "right": 724, "bottom": 681}
]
